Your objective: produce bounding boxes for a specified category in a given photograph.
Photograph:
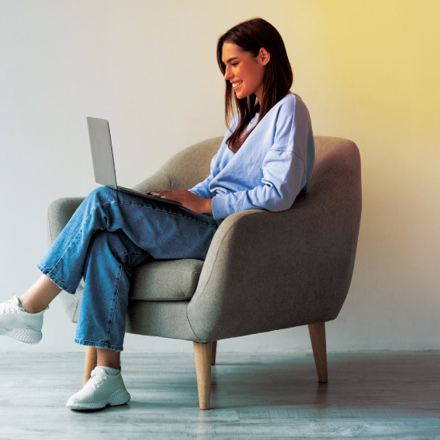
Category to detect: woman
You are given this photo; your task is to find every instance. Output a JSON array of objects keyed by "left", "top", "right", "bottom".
[{"left": 0, "top": 18, "right": 314, "bottom": 410}]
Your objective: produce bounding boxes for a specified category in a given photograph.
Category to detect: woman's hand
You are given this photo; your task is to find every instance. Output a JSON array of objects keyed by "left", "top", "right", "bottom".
[{"left": 148, "top": 189, "right": 212, "bottom": 214}]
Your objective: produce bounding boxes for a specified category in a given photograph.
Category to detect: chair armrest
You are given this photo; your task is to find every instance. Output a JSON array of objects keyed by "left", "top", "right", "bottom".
[
  {"left": 187, "top": 191, "right": 361, "bottom": 342},
  {"left": 46, "top": 197, "right": 85, "bottom": 322},
  {"left": 47, "top": 197, "right": 85, "bottom": 246}
]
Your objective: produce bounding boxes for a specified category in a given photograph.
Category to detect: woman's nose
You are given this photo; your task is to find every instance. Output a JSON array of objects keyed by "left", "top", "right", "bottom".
[{"left": 224, "top": 66, "right": 232, "bottom": 80}]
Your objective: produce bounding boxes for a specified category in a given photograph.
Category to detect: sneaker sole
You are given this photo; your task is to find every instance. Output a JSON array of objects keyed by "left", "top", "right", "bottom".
[
  {"left": 0, "top": 327, "right": 42, "bottom": 344},
  {"left": 66, "top": 389, "right": 131, "bottom": 411}
]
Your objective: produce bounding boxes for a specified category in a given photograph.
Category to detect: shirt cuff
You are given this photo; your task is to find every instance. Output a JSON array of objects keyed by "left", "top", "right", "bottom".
[{"left": 211, "top": 195, "right": 230, "bottom": 220}]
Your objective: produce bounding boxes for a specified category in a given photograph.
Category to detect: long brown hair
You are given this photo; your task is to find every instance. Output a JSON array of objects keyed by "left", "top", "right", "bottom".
[{"left": 217, "top": 18, "right": 293, "bottom": 152}]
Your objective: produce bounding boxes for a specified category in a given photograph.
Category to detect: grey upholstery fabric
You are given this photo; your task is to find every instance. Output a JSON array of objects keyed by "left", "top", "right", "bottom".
[
  {"left": 48, "top": 135, "right": 361, "bottom": 344},
  {"left": 125, "top": 301, "right": 198, "bottom": 341},
  {"left": 129, "top": 259, "right": 204, "bottom": 301},
  {"left": 133, "top": 137, "right": 223, "bottom": 193}
]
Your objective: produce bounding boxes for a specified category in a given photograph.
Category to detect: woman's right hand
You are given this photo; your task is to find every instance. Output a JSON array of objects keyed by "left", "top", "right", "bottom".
[{"left": 148, "top": 190, "right": 212, "bottom": 214}]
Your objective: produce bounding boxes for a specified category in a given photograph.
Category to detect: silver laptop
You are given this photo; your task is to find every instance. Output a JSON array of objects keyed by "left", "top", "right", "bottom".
[{"left": 87, "top": 117, "right": 181, "bottom": 207}]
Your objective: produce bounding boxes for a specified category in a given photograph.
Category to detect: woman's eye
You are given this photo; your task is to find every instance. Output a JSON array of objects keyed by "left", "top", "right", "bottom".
[{"left": 231, "top": 63, "right": 238, "bottom": 66}]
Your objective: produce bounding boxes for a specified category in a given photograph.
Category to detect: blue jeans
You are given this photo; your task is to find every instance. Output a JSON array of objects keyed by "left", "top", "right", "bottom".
[{"left": 38, "top": 187, "right": 222, "bottom": 352}]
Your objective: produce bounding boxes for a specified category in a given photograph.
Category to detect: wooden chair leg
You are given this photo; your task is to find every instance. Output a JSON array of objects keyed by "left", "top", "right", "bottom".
[
  {"left": 193, "top": 342, "right": 212, "bottom": 410},
  {"left": 83, "top": 346, "right": 98, "bottom": 386},
  {"left": 211, "top": 341, "right": 217, "bottom": 366},
  {"left": 308, "top": 322, "right": 328, "bottom": 383}
]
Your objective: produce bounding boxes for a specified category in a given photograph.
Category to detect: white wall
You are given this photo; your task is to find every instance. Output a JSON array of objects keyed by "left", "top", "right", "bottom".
[{"left": 1, "top": 0, "right": 439, "bottom": 354}]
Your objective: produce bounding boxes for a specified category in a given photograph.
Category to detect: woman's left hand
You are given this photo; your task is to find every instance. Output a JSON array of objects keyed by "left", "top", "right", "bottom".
[{"left": 147, "top": 189, "right": 212, "bottom": 214}]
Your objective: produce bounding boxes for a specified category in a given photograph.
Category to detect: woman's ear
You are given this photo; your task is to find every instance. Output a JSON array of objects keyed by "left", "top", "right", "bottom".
[{"left": 259, "top": 47, "right": 271, "bottom": 66}]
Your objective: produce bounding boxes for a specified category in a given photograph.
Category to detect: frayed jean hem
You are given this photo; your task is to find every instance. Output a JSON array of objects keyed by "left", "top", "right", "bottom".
[
  {"left": 74, "top": 338, "right": 123, "bottom": 352},
  {"left": 37, "top": 264, "right": 77, "bottom": 295}
]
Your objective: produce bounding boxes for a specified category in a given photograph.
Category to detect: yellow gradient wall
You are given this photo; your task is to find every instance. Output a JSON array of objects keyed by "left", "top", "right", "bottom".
[{"left": 280, "top": 0, "right": 440, "bottom": 348}]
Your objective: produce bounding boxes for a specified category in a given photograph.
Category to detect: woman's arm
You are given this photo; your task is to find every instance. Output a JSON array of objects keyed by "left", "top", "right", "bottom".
[
  {"left": 210, "top": 149, "right": 308, "bottom": 219},
  {"left": 187, "top": 175, "right": 214, "bottom": 200},
  {"left": 148, "top": 189, "right": 213, "bottom": 214}
]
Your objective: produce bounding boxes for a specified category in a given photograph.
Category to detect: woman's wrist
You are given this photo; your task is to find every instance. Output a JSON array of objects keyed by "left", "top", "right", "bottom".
[{"left": 205, "top": 198, "right": 213, "bottom": 214}]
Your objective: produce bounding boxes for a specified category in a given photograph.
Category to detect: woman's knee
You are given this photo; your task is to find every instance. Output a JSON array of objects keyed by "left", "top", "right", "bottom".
[
  {"left": 81, "top": 187, "right": 120, "bottom": 217},
  {"left": 88, "top": 186, "right": 118, "bottom": 201}
]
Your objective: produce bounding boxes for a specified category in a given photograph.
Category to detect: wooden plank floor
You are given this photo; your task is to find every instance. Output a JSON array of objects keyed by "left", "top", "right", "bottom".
[{"left": 0, "top": 351, "right": 439, "bottom": 439}]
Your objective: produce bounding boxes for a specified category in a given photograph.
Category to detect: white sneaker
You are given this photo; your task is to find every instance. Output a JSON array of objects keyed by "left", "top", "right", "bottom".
[
  {"left": 0, "top": 296, "right": 47, "bottom": 344},
  {"left": 66, "top": 366, "right": 131, "bottom": 410}
]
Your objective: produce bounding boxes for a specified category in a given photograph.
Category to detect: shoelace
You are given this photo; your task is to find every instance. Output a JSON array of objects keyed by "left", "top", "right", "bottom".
[
  {"left": 89, "top": 371, "right": 108, "bottom": 390},
  {"left": 0, "top": 298, "right": 17, "bottom": 314}
]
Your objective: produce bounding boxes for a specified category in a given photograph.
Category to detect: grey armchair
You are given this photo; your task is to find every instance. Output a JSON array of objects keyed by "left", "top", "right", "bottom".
[{"left": 47, "top": 135, "right": 361, "bottom": 410}]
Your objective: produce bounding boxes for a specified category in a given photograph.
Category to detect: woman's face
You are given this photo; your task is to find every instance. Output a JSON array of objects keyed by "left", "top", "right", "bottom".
[{"left": 222, "top": 42, "right": 269, "bottom": 102}]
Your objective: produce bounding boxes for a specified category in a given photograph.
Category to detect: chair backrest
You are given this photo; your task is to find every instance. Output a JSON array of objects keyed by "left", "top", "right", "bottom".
[
  {"left": 161, "top": 137, "right": 223, "bottom": 190},
  {"left": 306, "top": 136, "right": 362, "bottom": 308}
]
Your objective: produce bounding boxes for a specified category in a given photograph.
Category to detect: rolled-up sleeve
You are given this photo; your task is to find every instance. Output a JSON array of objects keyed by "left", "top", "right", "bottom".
[
  {"left": 211, "top": 148, "right": 306, "bottom": 219},
  {"left": 189, "top": 171, "right": 215, "bottom": 199}
]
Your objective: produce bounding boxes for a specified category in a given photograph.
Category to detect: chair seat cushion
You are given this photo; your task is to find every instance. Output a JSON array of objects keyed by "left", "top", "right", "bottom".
[{"left": 129, "top": 259, "right": 204, "bottom": 301}]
